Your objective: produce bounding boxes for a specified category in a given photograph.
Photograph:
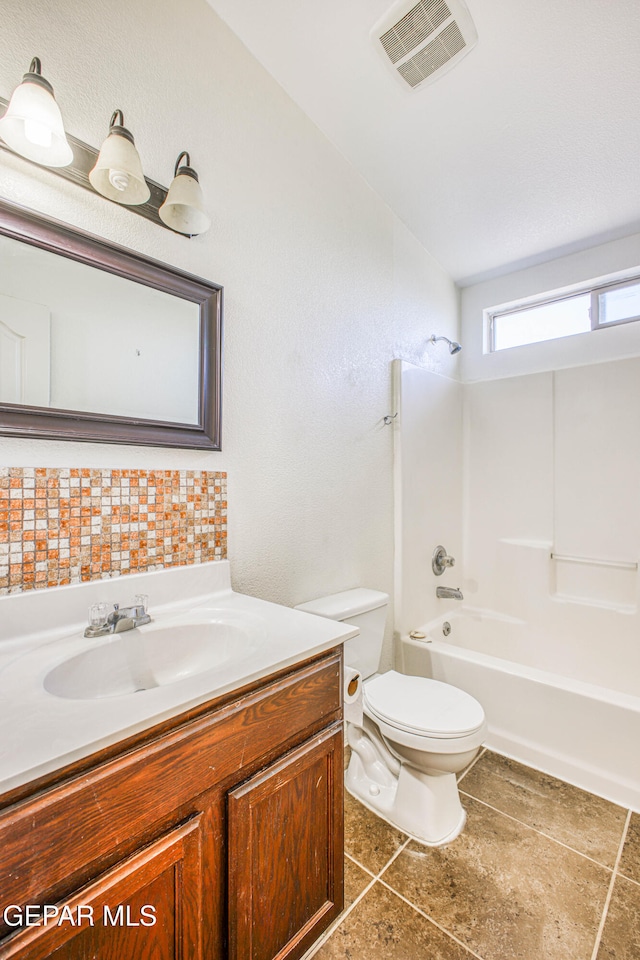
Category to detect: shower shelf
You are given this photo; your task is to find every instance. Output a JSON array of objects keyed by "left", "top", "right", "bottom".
[{"left": 550, "top": 553, "right": 638, "bottom": 571}]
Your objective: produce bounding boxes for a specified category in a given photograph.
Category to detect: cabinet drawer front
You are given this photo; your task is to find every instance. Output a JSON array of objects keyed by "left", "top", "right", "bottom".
[
  {"left": 0, "top": 816, "right": 203, "bottom": 960},
  {"left": 0, "top": 651, "right": 341, "bottom": 929},
  {"left": 228, "top": 723, "right": 344, "bottom": 960}
]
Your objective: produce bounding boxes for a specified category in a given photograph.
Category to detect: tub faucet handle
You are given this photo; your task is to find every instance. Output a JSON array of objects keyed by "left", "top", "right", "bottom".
[{"left": 432, "top": 545, "right": 456, "bottom": 576}]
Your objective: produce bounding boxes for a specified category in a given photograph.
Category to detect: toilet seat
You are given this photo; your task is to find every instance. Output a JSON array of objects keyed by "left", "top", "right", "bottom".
[{"left": 363, "top": 671, "right": 486, "bottom": 754}]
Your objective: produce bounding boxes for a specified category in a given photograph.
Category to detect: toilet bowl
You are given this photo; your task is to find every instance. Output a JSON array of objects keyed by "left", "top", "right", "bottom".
[
  {"left": 295, "top": 589, "right": 487, "bottom": 846},
  {"left": 350, "top": 670, "right": 486, "bottom": 844}
]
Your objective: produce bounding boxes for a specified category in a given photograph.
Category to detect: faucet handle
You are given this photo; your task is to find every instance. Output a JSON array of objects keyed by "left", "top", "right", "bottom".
[
  {"left": 432, "top": 545, "right": 456, "bottom": 576},
  {"left": 88, "top": 602, "right": 110, "bottom": 629},
  {"left": 134, "top": 594, "right": 149, "bottom": 614}
]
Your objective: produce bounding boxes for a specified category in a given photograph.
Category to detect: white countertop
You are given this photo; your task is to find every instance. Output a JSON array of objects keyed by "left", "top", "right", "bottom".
[{"left": 0, "top": 561, "right": 356, "bottom": 796}]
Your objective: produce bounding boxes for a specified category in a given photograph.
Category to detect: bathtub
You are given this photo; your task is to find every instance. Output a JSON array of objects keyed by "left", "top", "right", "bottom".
[{"left": 400, "top": 609, "right": 640, "bottom": 812}]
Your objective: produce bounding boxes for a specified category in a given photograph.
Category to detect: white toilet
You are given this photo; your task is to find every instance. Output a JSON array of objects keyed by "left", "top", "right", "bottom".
[{"left": 295, "top": 588, "right": 486, "bottom": 846}]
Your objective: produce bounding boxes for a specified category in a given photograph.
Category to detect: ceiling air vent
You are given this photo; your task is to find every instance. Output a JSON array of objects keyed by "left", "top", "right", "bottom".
[{"left": 372, "top": 0, "right": 478, "bottom": 90}]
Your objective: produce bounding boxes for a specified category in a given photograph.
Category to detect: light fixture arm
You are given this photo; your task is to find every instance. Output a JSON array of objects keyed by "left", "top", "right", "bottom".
[
  {"left": 106, "top": 109, "right": 135, "bottom": 144},
  {"left": 175, "top": 151, "right": 190, "bottom": 175},
  {"left": 24, "top": 58, "right": 51, "bottom": 93},
  {"left": 174, "top": 150, "right": 200, "bottom": 182}
]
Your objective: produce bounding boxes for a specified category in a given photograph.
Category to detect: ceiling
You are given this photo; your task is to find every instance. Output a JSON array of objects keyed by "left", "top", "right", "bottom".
[{"left": 206, "top": 0, "right": 640, "bottom": 285}]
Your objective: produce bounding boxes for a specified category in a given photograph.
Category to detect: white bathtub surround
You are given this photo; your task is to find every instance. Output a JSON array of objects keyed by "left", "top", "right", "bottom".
[
  {"left": 400, "top": 613, "right": 640, "bottom": 812},
  {"left": 0, "top": 560, "right": 357, "bottom": 795},
  {"left": 471, "top": 540, "right": 640, "bottom": 692},
  {"left": 395, "top": 354, "right": 640, "bottom": 814},
  {"left": 393, "top": 360, "right": 463, "bottom": 636},
  {"left": 463, "top": 362, "right": 640, "bottom": 682}
]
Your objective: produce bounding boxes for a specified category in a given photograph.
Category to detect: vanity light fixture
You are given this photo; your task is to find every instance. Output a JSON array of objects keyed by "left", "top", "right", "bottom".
[
  {"left": 0, "top": 67, "right": 207, "bottom": 236},
  {"left": 159, "top": 152, "right": 211, "bottom": 236},
  {"left": 0, "top": 57, "right": 73, "bottom": 167},
  {"left": 89, "top": 110, "right": 150, "bottom": 205}
]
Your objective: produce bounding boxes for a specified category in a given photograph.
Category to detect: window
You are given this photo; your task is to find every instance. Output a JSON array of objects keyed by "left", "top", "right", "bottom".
[
  {"left": 487, "top": 274, "right": 640, "bottom": 352},
  {"left": 595, "top": 280, "right": 640, "bottom": 328}
]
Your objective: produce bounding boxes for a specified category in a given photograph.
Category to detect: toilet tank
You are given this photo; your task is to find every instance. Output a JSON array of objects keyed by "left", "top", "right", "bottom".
[{"left": 295, "top": 588, "right": 389, "bottom": 679}]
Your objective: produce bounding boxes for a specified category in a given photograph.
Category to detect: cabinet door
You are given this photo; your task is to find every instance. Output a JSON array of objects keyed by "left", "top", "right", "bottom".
[
  {"left": 0, "top": 816, "right": 203, "bottom": 960},
  {"left": 228, "top": 724, "right": 343, "bottom": 960}
]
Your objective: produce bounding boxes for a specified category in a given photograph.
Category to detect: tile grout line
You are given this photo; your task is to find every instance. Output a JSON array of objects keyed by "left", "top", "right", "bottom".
[
  {"left": 303, "top": 837, "right": 414, "bottom": 959},
  {"left": 300, "top": 874, "right": 378, "bottom": 960},
  {"left": 376, "top": 876, "right": 488, "bottom": 960},
  {"left": 617, "top": 869, "right": 640, "bottom": 889},
  {"left": 324, "top": 763, "right": 636, "bottom": 960},
  {"left": 377, "top": 833, "right": 414, "bottom": 873},
  {"left": 589, "top": 808, "right": 632, "bottom": 960},
  {"left": 456, "top": 746, "right": 487, "bottom": 785},
  {"left": 344, "top": 850, "right": 376, "bottom": 879},
  {"left": 459, "top": 789, "right": 619, "bottom": 872}
]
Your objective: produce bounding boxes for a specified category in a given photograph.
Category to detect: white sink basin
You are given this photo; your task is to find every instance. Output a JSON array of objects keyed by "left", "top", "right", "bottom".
[
  {"left": 44, "top": 621, "right": 255, "bottom": 700},
  {"left": 0, "top": 561, "right": 357, "bottom": 796}
]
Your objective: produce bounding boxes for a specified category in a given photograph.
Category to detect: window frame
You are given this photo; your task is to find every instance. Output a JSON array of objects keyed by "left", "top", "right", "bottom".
[
  {"left": 487, "top": 272, "right": 640, "bottom": 353},
  {"left": 591, "top": 277, "right": 640, "bottom": 331}
]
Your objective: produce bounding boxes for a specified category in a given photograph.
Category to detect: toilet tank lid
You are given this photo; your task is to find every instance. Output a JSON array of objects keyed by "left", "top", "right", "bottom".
[{"left": 295, "top": 588, "right": 389, "bottom": 620}]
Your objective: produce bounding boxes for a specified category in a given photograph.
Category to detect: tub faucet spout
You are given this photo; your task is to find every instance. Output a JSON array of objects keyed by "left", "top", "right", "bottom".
[{"left": 436, "top": 586, "right": 463, "bottom": 600}]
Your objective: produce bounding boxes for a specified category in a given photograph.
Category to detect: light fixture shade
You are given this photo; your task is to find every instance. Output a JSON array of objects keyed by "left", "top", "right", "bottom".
[
  {"left": 0, "top": 58, "right": 72, "bottom": 167},
  {"left": 159, "top": 152, "right": 211, "bottom": 236},
  {"left": 89, "top": 110, "right": 150, "bottom": 205}
]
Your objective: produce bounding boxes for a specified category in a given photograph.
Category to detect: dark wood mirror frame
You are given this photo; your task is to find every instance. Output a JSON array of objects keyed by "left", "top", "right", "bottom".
[{"left": 0, "top": 199, "right": 222, "bottom": 449}]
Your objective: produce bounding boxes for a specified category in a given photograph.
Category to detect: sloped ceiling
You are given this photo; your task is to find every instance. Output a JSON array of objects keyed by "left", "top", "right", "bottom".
[{"left": 206, "top": 0, "right": 640, "bottom": 284}]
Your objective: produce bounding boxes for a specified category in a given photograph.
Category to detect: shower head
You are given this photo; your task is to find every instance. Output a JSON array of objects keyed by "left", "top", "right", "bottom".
[{"left": 429, "top": 334, "right": 462, "bottom": 355}]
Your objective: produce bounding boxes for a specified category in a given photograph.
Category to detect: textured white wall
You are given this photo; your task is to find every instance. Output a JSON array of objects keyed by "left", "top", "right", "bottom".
[{"left": 0, "top": 0, "right": 458, "bottom": 664}]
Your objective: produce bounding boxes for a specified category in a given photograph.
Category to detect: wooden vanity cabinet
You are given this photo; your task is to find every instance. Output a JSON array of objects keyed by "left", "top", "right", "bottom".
[{"left": 0, "top": 647, "right": 344, "bottom": 960}]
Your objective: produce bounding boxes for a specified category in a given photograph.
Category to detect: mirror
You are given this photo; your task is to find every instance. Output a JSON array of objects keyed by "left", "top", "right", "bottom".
[{"left": 0, "top": 199, "right": 222, "bottom": 449}]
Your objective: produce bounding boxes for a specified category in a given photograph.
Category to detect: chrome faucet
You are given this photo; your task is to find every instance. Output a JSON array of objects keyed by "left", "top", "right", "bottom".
[
  {"left": 84, "top": 598, "right": 151, "bottom": 638},
  {"left": 436, "top": 586, "right": 464, "bottom": 600}
]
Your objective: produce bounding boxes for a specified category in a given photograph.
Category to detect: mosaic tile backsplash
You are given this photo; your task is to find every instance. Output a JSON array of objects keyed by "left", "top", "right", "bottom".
[{"left": 0, "top": 468, "right": 227, "bottom": 596}]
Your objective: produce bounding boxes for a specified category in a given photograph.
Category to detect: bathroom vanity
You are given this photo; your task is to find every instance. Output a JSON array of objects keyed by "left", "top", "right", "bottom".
[{"left": 0, "top": 562, "right": 355, "bottom": 960}]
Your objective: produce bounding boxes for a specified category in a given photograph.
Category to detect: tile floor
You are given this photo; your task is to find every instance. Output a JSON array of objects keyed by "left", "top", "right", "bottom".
[{"left": 308, "top": 749, "right": 640, "bottom": 960}]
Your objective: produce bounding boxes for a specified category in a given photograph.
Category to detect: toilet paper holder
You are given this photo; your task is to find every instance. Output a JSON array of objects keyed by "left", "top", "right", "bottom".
[{"left": 343, "top": 666, "right": 363, "bottom": 726}]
